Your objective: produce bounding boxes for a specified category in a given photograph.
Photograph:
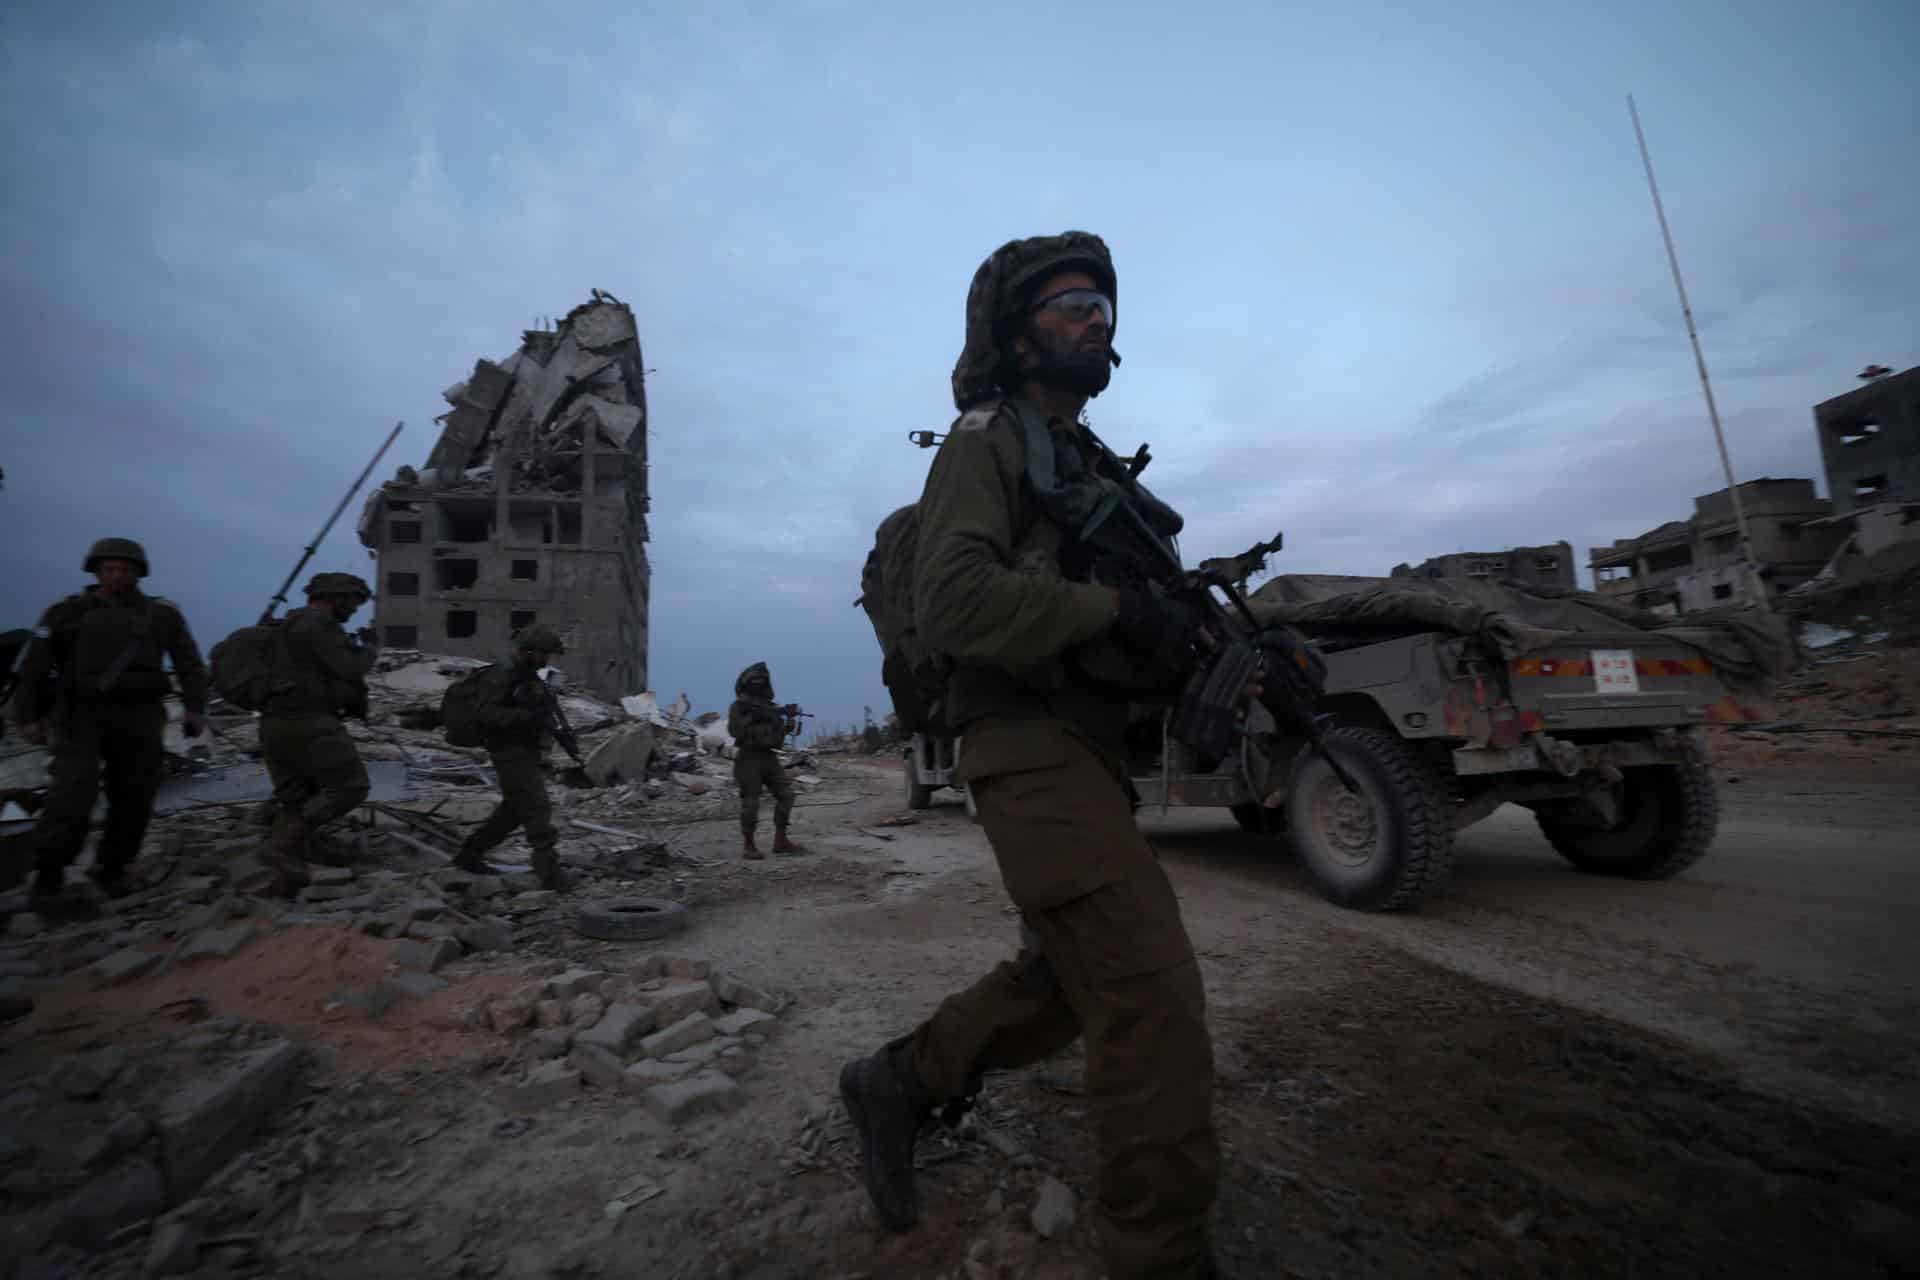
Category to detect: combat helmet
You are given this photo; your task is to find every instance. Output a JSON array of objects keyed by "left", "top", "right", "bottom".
[
  {"left": 84, "top": 537, "right": 150, "bottom": 577},
  {"left": 735, "top": 662, "right": 773, "bottom": 697},
  {"left": 951, "top": 231, "right": 1120, "bottom": 411},
  {"left": 513, "top": 624, "right": 565, "bottom": 655},
  {"left": 304, "top": 572, "right": 372, "bottom": 602}
]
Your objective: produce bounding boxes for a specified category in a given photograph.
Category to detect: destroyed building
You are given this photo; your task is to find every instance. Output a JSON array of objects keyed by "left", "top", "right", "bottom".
[
  {"left": 1806, "top": 364, "right": 1920, "bottom": 580},
  {"left": 1389, "top": 542, "right": 1575, "bottom": 591},
  {"left": 1587, "top": 478, "right": 1844, "bottom": 613},
  {"left": 358, "top": 292, "right": 650, "bottom": 700}
]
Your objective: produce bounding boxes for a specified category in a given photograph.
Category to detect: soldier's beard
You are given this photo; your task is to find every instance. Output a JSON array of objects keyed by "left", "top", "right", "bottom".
[{"left": 1020, "top": 327, "right": 1113, "bottom": 398}]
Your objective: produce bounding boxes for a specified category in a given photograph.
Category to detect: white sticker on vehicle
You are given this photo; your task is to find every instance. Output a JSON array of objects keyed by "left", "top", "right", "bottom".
[{"left": 1591, "top": 649, "right": 1639, "bottom": 694}]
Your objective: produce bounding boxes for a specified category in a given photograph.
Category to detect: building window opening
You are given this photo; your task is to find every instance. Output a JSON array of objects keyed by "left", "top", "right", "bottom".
[
  {"left": 442, "top": 504, "right": 492, "bottom": 542},
  {"left": 557, "top": 506, "right": 583, "bottom": 545},
  {"left": 446, "top": 610, "right": 478, "bottom": 639},
  {"left": 511, "top": 559, "right": 538, "bottom": 581},
  {"left": 510, "top": 610, "right": 537, "bottom": 633},
  {"left": 1712, "top": 583, "right": 1734, "bottom": 601},
  {"left": 435, "top": 559, "right": 479, "bottom": 590},
  {"left": 1466, "top": 561, "right": 1491, "bottom": 578},
  {"left": 385, "top": 624, "right": 419, "bottom": 647},
  {"left": 1838, "top": 421, "right": 1881, "bottom": 447},
  {"left": 1646, "top": 546, "right": 1694, "bottom": 574},
  {"left": 388, "top": 572, "right": 420, "bottom": 596},
  {"left": 390, "top": 520, "right": 422, "bottom": 544},
  {"left": 1708, "top": 532, "right": 1738, "bottom": 555},
  {"left": 1854, "top": 474, "right": 1889, "bottom": 499},
  {"left": 1535, "top": 555, "right": 1560, "bottom": 571}
]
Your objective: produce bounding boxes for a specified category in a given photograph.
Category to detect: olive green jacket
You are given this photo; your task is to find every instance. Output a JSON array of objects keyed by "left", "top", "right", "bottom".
[
  {"left": 913, "top": 398, "right": 1130, "bottom": 760},
  {"left": 9, "top": 587, "right": 208, "bottom": 723},
  {"left": 262, "top": 604, "right": 374, "bottom": 718}
]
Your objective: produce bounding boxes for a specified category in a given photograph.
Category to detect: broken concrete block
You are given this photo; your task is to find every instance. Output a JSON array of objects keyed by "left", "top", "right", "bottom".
[
  {"left": 661, "top": 1037, "right": 734, "bottom": 1067},
  {"left": 644, "top": 954, "right": 710, "bottom": 980},
  {"left": 510, "top": 890, "right": 558, "bottom": 911},
  {"left": 545, "top": 968, "right": 608, "bottom": 1001},
  {"left": 298, "top": 884, "right": 360, "bottom": 903},
  {"left": 456, "top": 917, "right": 513, "bottom": 952},
  {"left": 534, "top": 1000, "right": 569, "bottom": 1029},
  {"left": 512, "top": 1060, "right": 580, "bottom": 1109},
  {"left": 621, "top": 1058, "right": 694, "bottom": 1089},
  {"left": 568, "top": 993, "right": 605, "bottom": 1029},
  {"left": 568, "top": 1042, "right": 626, "bottom": 1089},
  {"left": 330, "top": 986, "right": 395, "bottom": 1020},
  {"left": 405, "top": 920, "right": 457, "bottom": 942},
  {"left": 181, "top": 926, "right": 256, "bottom": 962},
  {"left": 640, "top": 1012, "right": 713, "bottom": 1059},
  {"left": 392, "top": 936, "right": 461, "bottom": 974},
  {"left": 463, "top": 875, "right": 505, "bottom": 898},
  {"left": 710, "top": 1008, "right": 776, "bottom": 1038},
  {"left": 642, "top": 1071, "right": 741, "bottom": 1125},
  {"left": 405, "top": 896, "right": 450, "bottom": 919},
  {"left": 310, "top": 866, "right": 356, "bottom": 887},
  {"left": 1032, "top": 1176, "right": 1077, "bottom": 1239},
  {"left": 88, "top": 948, "right": 161, "bottom": 986},
  {"left": 42, "top": 1158, "right": 164, "bottom": 1249},
  {"left": 359, "top": 908, "right": 414, "bottom": 939},
  {"left": 7, "top": 912, "right": 45, "bottom": 939},
  {"left": 716, "top": 1045, "right": 752, "bottom": 1077},
  {"left": 635, "top": 979, "right": 718, "bottom": 1027},
  {"left": 710, "top": 972, "right": 781, "bottom": 1013},
  {"left": 380, "top": 970, "right": 449, "bottom": 1001},
  {"left": 154, "top": 1040, "right": 300, "bottom": 1202},
  {"left": 488, "top": 999, "right": 534, "bottom": 1033},
  {"left": 572, "top": 1002, "right": 655, "bottom": 1058},
  {"left": 584, "top": 722, "right": 656, "bottom": 787},
  {"left": 527, "top": 1028, "right": 574, "bottom": 1059},
  {"left": 670, "top": 775, "right": 711, "bottom": 796}
]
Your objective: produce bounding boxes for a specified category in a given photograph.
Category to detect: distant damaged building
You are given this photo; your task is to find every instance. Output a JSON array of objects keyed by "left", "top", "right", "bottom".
[
  {"left": 1390, "top": 543, "right": 1575, "bottom": 591},
  {"left": 358, "top": 292, "right": 650, "bottom": 699}
]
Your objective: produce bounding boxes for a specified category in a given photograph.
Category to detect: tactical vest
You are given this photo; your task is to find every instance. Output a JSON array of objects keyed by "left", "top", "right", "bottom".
[{"left": 54, "top": 594, "right": 171, "bottom": 701}]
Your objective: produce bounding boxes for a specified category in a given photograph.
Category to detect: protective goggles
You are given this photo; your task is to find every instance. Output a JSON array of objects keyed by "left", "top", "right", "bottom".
[{"left": 1030, "top": 287, "right": 1114, "bottom": 328}]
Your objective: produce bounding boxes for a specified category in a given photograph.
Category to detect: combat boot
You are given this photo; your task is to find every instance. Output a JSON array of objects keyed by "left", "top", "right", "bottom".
[
  {"left": 87, "top": 862, "right": 136, "bottom": 899},
  {"left": 772, "top": 828, "right": 806, "bottom": 856},
  {"left": 838, "top": 1038, "right": 936, "bottom": 1232},
  {"left": 27, "top": 866, "right": 99, "bottom": 923},
  {"left": 531, "top": 847, "right": 570, "bottom": 892},
  {"left": 261, "top": 812, "right": 312, "bottom": 899},
  {"left": 742, "top": 832, "right": 765, "bottom": 861},
  {"left": 454, "top": 840, "right": 506, "bottom": 875}
]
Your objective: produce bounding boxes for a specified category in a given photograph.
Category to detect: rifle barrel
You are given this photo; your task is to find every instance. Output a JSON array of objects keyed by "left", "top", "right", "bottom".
[{"left": 262, "top": 421, "right": 404, "bottom": 623}]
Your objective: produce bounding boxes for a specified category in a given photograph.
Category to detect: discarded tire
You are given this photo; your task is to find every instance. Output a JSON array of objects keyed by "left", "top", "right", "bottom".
[{"left": 574, "top": 897, "right": 687, "bottom": 942}]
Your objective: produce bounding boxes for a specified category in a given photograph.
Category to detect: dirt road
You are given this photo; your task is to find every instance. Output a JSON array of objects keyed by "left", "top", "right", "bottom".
[{"left": 12, "top": 755, "right": 1918, "bottom": 1279}]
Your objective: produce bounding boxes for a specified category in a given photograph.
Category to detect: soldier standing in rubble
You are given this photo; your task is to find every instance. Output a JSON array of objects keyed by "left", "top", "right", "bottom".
[
  {"left": 452, "top": 625, "right": 569, "bottom": 890},
  {"left": 9, "top": 538, "right": 208, "bottom": 917},
  {"left": 838, "top": 234, "right": 1230, "bottom": 1278},
  {"left": 727, "top": 662, "right": 805, "bottom": 859},
  {"left": 257, "top": 573, "right": 376, "bottom": 895}
]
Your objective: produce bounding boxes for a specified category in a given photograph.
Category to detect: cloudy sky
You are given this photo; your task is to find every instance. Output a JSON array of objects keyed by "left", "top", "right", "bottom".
[{"left": 2, "top": 0, "right": 1915, "bottom": 734}]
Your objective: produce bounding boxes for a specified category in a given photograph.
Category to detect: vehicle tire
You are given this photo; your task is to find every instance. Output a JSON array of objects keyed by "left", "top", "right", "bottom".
[
  {"left": 574, "top": 897, "right": 687, "bottom": 942},
  {"left": 1230, "top": 802, "right": 1279, "bottom": 836},
  {"left": 904, "top": 753, "right": 934, "bottom": 811},
  {"left": 1285, "top": 725, "right": 1454, "bottom": 911},
  {"left": 1535, "top": 759, "right": 1717, "bottom": 879}
]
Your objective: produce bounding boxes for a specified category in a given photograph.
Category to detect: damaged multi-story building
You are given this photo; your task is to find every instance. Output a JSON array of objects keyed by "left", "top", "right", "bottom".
[
  {"left": 357, "top": 292, "right": 651, "bottom": 700},
  {"left": 1389, "top": 542, "right": 1576, "bottom": 591}
]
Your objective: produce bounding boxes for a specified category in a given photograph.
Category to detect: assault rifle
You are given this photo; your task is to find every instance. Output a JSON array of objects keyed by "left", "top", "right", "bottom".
[
  {"left": 778, "top": 704, "right": 814, "bottom": 741},
  {"left": 1089, "top": 453, "right": 1359, "bottom": 795}
]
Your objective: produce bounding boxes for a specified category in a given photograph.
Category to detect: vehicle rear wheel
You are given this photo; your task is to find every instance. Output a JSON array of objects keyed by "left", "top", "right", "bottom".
[
  {"left": 904, "top": 752, "right": 934, "bottom": 811},
  {"left": 1285, "top": 725, "right": 1453, "bottom": 911},
  {"left": 1535, "top": 759, "right": 1716, "bottom": 879}
]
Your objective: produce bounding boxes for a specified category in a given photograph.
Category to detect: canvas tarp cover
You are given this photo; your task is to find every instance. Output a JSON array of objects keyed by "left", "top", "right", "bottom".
[{"left": 1248, "top": 574, "right": 1796, "bottom": 692}]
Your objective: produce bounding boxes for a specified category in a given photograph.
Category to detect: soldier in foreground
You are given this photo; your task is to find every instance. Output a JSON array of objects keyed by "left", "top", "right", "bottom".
[
  {"left": 726, "top": 662, "right": 806, "bottom": 859},
  {"left": 9, "top": 538, "right": 208, "bottom": 916},
  {"left": 452, "top": 625, "right": 569, "bottom": 889},
  {"left": 257, "top": 573, "right": 376, "bottom": 895},
  {"left": 838, "top": 234, "right": 1226, "bottom": 1277}
]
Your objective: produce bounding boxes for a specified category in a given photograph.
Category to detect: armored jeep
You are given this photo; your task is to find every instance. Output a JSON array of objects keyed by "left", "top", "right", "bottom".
[{"left": 1127, "top": 573, "right": 1793, "bottom": 912}]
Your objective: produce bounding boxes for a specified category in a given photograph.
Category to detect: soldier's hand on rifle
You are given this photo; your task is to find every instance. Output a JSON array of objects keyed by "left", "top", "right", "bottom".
[
  {"left": 1114, "top": 589, "right": 1211, "bottom": 676},
  {"left": 20, "top": 720, "right": 46, "bottom": 746},
  {"left": 355, "top": 626, "right": 379, "bottom": 651}
]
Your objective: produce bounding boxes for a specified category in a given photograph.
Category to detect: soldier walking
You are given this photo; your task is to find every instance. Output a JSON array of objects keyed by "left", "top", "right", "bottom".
[
  {"left": 8, "top": 538, "right": 208, "bottom": 917},
  {"left": 838, "top": 234, "right": 1233, "bottom": 1278},
  {"left": 726, "top": 662, "right": 805, "bottom": 859},
  {"left": 257, "top": 573, "right": 376, "bottom": 895},
  {"left": 452, "top": 625, "right": 569, "bottom": 890}
]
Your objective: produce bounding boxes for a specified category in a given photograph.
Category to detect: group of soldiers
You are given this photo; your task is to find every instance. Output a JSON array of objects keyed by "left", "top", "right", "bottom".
[
  {"left": 5, "top": 547, "right": 575, "bottom": 916},
  {"left": 15, "top": 228, "right": 1261, "bottom": 1275}
]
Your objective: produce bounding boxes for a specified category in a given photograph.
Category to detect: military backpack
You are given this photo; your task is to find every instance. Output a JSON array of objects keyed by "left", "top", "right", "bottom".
[
  {"left": 439, "top": 665, "right": 497, "bottom": 747},
  {"left": 207, "top": 619, "right": 284, "bottom": 712}
]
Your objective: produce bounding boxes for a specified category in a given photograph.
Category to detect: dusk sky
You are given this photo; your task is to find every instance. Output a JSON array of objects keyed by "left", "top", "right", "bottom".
[{"left": 2, "top": 1, "right": 1915, "bottom": 734}]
